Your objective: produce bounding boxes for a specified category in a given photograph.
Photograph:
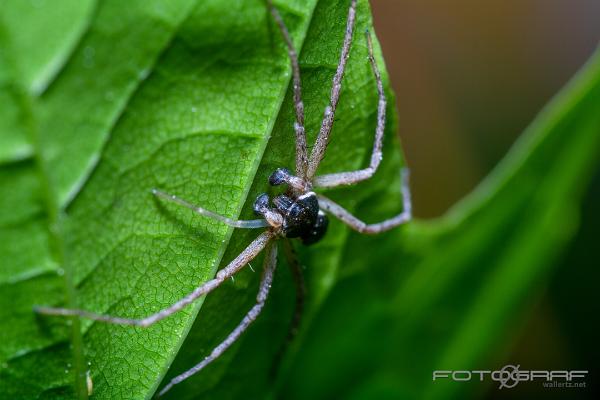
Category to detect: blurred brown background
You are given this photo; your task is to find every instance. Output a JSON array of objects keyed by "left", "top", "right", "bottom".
[
  {"left": 370, "top": 1, "right": 599, "bottom": 398},
  {"left": 371, "top": 0, "right": 600, "bottom": 218}
]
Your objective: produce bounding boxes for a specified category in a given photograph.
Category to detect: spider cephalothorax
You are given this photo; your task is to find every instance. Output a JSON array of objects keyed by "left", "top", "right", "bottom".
[{"left": 36, "top": 0, "right": 412, "bottom": 397}]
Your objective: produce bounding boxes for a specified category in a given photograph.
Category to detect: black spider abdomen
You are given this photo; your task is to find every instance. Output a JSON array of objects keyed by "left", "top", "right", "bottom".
[
  {"left": 274, "top": 192, "right": 320, "bottom": 239},
  {"left": 300, "top": 211, "right": 328, "bottom": 245}
]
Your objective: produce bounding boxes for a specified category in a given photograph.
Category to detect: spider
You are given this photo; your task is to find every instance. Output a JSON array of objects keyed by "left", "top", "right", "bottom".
[{"left": 35, "top": 0, "right": 412, "bottom": 396}]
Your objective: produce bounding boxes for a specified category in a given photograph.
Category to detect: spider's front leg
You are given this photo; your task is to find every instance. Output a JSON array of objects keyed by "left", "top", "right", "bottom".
[
  {"left": 158, "top": 242, "right": 279, "bottom": 396},
  {"left": 306, "top": 0, "right": 358, "bottom": 180},
  {"left": 266, "top": 0, "right": 309, "bottom": 179},
  {"left": 313, "top": 29, "right": 389, "bottom": 189}
]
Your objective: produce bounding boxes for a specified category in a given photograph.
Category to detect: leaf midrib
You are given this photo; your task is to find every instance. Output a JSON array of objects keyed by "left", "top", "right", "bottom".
[{"left": 142, "top": 3, "right": 322, "bottom": 397}]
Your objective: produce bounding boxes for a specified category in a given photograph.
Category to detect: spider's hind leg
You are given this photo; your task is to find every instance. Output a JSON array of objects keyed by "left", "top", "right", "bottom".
[
  {"left": 317, "top": 169, "right": 412, "bottom": 234},
  {"left": 270, "top": 239, "right": 306, "bottom": 378},
  {"left": 158, "top": 242, "right": 279, "bottom": 396}
]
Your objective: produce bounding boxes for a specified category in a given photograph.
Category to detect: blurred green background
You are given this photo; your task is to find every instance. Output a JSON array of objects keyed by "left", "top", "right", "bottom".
[{"left": 371, "top": 0, "right": 599, "bottom": 398}]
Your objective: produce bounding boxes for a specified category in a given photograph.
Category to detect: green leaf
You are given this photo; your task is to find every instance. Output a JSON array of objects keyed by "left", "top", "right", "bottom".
[
  {"left": 0, "top": 0, "right": 401, "bottom": 398},
  {"left": 280, "top": 46, "right": 600, "bottom": 399}
]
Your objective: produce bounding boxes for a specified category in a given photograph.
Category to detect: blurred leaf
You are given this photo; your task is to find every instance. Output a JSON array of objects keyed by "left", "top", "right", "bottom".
[
  {"left": 0, "top": 0, "right": 96, "bottom": 95},
  {"left": 282, "top": 46, "right": 600, "bottom": 399},
  {"left": 0, "top": 0, "right": 401, "bottom": 398}
]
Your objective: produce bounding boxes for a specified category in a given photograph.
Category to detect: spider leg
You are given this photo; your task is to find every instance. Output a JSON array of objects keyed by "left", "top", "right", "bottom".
[
  {"left": 157, "top": 241, "right": 279, "bottom": 397},
  {"left": 271, "top": 239, "right": 305, "bottom": 377},
  {"left": 317, "top": 169, "right": 412, "bottom": 234},
  {"left": 152, "top": 189, "right": 269, "bottom": 229},
  {"left": 306, "top": 0, "right": 358, "bottom": 180},
  {"left": 313, "top": 30, "right": 388, "bottom": 188},
  {"left": 281, "top": 240, "right": 305, "bottom": 346},
  {"left": 266, "top": 0, "right": 308, "bottom": 179},
  {"left": 35, "top": 232, "right": 274, "bottom": 327}
]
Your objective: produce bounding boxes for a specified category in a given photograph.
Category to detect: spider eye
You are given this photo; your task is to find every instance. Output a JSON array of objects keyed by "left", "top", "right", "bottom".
[{"left": 301, "top": 212, "right": 329, "bottom": 245}]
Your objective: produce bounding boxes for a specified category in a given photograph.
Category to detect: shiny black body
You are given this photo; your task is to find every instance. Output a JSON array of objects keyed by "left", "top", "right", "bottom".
[
  {"left": 253, "top": 168, "right": 329, "bottom": 245},
  {"left": 300, "top": 210, "right": 328, "bottom": 245}
]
